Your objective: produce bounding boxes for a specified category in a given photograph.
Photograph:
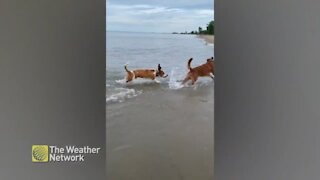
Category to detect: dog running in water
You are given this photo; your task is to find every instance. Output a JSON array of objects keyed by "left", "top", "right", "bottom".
[
  {"left": 182, "top": 57, "right": 215, "bottom": 85},
  {"left": 124, "top": 64, "right": 168, "bottom": 83}
]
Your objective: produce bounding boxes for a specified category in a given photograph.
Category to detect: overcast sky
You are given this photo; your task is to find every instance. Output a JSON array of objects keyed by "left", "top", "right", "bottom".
[{"left": 107, "top": 0, "right": 214, "bottom": 33}]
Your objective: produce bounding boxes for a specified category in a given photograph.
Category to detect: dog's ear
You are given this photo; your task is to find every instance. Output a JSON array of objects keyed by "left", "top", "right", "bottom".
[{"left": 158, "top": 64, "right": 162, "bottom": 70}]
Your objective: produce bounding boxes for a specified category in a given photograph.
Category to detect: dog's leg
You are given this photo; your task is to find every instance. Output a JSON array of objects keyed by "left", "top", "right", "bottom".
[
  {"left": 191, "top": 76, "right": 198, "bottom": 85},
  {"left": 125, "top": 72, "right": 134, "bottom": 83},
  {"left": 151, "top": 76, "right": 160, "bottom": 83},
  {"left": 210, "top": 74, "right": 214, "bottom": 80},
  {"left": 182, "top": 76, "right": 190, "bottom": 84},
  {"left": 126, "top": 75, "right": 132, "bottom": 83}
]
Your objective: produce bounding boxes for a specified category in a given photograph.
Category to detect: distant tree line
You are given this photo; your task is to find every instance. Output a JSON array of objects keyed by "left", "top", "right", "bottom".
[{"left": 173, "top": 20, "right": 214, "bottom": 35}]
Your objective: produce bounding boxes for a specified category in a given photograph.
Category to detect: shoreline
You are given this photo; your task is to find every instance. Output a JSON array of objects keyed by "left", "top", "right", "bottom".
[
  {"left": 197, "top": 35, "right": 214, "bottom": 44},
  {"left": 106, "top": 32, "right": 214, "bottom": 179},
  {"left": 107, "top": 86, "right": 214, "bottom": 179}
]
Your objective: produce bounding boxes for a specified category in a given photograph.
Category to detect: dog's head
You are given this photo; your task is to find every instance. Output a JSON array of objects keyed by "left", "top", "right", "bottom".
[
  {"left": 206, "top": 57, "right": 214, "bottom": 65},
  {"left": 156, "top": 64, "right": 168, "bottom": 78},
  {"left": 207, "top": 57, "right": 214, "bottom": 62}
]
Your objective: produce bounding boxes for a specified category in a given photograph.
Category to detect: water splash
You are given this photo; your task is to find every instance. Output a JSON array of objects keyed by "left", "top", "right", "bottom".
[
  {"left": 115, "top": 78, "right": 164, "bottom": 85},
  {"left": 168, "top": 67, "right": 185, "bottom": 90},
  {"left": 106, "top": 87, "right": 142, "bottom": 104}
]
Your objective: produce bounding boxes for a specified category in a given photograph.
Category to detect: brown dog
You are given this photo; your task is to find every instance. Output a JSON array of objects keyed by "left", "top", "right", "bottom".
[
  {"left": 182, "top": 57, "right": 215, "bottom": 85},
  {"left": 124, "top": 64, "right": 168, "bottom": 83}
]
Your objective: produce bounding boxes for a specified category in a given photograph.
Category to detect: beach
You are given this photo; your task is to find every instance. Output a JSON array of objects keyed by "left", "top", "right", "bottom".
[
  {"left": 106, "top": 32, "right": 214, "bottom": 180},
  {"left": 107, "top": 85, "right": 214, "bottom": 180},
  {"left": 198, "top": 35, "right": 214, "bottom": 44}
]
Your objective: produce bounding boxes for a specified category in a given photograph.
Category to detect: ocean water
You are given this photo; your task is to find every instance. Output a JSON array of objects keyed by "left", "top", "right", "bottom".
[{"left": 106, "top": 31, "right": 214, "bottom": 104}]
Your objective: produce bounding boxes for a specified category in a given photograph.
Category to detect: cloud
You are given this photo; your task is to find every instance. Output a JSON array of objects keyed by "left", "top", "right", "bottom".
[
  {"left": 107, "top": 2, "right": 214, "bottom": 33},
  {"left": 107, "top": 0, "right": 214, "bottom": 10}
]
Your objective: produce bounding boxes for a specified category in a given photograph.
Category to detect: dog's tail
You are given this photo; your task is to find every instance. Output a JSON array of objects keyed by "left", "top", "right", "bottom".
[
  {"left": 124, "top": 64, "right": 130, "bottom": 73},
  {"left": 187, "top": 58, "right": 193, "bottom": 70}
]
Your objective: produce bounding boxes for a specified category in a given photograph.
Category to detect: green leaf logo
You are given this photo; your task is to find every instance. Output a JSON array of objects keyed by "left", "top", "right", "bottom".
[{"left": 32, "top": 145, "right": 48, "bottom": 162}]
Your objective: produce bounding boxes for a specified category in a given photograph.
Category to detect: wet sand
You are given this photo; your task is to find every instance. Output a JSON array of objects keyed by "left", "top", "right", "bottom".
[
  {"left": 198, "top": 35, "right": 214, "bottom": 44},
  {"left": 107, "top": 86, "right": 214, "bottom": 180}
]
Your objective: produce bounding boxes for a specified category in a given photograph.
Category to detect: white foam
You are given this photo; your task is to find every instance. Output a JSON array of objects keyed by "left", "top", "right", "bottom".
[
  {"left": 168, "top": 67, "right": 214, "bottom": 89},
  {"left": 115, "top": 78, "right": 165, "bottom": 85},
  {"left": 168, "top": 68, "right": 184, "bottom": 90},
  {"left": 207, "top": 43, "right": 214, "bottom": 47},
  {"left": 106, "top": 87, "right": 142, "bottom": 103},
  {"left": 115, "top": 78, "right": 127, "bottom": 84}
]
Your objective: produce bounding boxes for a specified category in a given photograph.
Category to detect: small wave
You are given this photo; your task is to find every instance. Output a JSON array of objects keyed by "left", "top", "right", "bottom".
[
  {"left": 207, "top": 43, "right": 214, "bottom": 47},
  {"left": 189, "top": 78, "right": 214, "bottom": 89},
  {"left": 168, "top": 68, "right": 184, "bottom": 90},
  {"left": 106, "top": 87, "right": 142, "bottom": 103},
  {"left": 115, "top": 78, "right": 165, "bottom": 85},
  {"left": 168, "top": 67, "right": 214, "bottom": 90},
  {"left": 115, "top": 78, "right": 127, "bottom": 85}
]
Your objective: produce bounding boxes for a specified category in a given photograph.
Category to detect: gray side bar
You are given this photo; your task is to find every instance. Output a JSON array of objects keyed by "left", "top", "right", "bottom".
[
  {"left": 215, "top": 0, "right": 320, "bottom": 179},
  {"left": 0, "top": 0, "right": 106, "bottom": 179}
]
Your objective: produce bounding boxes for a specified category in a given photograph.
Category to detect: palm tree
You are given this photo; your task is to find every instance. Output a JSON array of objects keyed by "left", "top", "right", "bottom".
[
  {"left": 198, "top": 27, "right": 203, "bottom": 34},
  {"left": 206, "top": 21, "right": 214, "bottom": 35}
]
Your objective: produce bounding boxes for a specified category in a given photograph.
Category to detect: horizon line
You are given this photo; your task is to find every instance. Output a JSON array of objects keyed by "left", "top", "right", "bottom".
[{"left": 106, "top": 30, "right": 173, "bottom": 34}]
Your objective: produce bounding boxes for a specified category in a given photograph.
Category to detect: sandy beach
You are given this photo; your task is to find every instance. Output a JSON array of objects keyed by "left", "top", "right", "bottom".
[
  {"left": 107, "top": 85, "right": 214, "bottom": 180},
  {"left": 198, "top": 35, "right": 214, "bottom": 44},
  {"left": 106, "top": 31, "right": 214, "bottom": 180}
]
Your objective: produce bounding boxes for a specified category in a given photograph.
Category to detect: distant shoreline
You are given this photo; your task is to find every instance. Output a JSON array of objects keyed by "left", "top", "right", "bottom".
[{"left": 197, "top": 35, "right": 214, "bottom": 44}]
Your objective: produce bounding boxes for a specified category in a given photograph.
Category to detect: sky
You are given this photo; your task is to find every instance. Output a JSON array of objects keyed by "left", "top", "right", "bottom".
[{"left": 106, "top": 0, "right": 214, "bottom": 33}]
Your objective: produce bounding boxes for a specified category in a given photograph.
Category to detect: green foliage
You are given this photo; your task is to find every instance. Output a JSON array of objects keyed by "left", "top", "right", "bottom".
[
  {"left": 206, "top": 21, "right": 214, "bottom": 35},
  {"left": 197, "top": 21, "right": 214, "bottom": 35},
  {"left": 173, "top": 20, "right": 214, "bottom": 35}
]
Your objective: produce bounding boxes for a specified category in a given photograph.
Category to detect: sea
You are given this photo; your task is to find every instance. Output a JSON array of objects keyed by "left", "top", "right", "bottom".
[{"left": 106, "top": 31, "right": 214, "bottom": 104}]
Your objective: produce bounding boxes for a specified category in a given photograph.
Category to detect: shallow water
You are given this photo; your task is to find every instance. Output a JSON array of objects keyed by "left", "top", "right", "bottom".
[
  {"left": 106, "top": 32, "right": 215, "bottom": 180},
  {"left": 107, "top": 87, "right": 214, "bottom": 180},
  {"left": 106, "top": 31, "right": 214, "bottom": 104}
]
